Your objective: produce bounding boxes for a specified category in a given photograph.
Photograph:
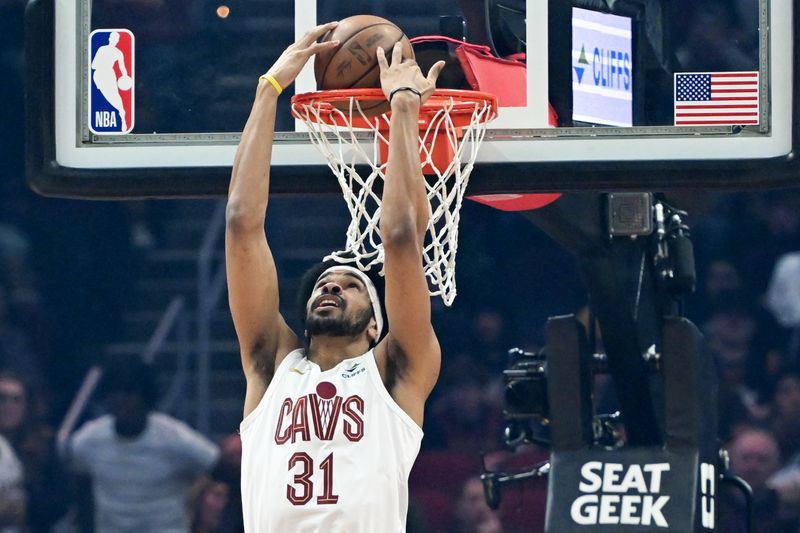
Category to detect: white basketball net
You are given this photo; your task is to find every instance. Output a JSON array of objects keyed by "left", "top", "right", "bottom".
[{"left": 292, "top": 92, "right": 495, "bottom": 306}]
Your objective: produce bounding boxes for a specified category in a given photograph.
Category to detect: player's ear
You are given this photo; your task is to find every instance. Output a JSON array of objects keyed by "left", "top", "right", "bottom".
[{"left": 366, "top": 318, "right": 378, "bottom": 345}]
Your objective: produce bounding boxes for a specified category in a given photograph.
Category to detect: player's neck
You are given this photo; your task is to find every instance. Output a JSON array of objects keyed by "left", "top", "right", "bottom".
[{"left": 306, "top": 335, "right": 371, "bottom": 371}]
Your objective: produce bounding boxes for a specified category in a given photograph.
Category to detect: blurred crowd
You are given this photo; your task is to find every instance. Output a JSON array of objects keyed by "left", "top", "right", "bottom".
[
  {"left": 2, "top": 0, "right": 797, "bottom": 532},
  {"left": 7, "top": 183, "right": 800, "bottom": 533},
  {"left": 410, "top": 190, "right": 800, "bottom": 533}
]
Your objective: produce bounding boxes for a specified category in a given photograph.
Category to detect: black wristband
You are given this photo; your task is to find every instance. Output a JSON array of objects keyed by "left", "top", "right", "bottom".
[{"left": 389, "top": 87, "right": 422, "bottom": 104}]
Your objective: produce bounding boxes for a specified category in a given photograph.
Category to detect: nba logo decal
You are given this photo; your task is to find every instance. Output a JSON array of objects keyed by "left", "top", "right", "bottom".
[{"left": 89, "top": 29, "right": 135, "bottom": 134}]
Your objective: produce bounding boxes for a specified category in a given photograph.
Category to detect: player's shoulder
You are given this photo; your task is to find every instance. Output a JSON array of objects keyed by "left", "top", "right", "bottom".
[
  {"left": 149, "top": 412, "right": 195, "bottom": 435},
  {"left": 71, "top": 414, "right": 114, "bottom": 446},
  {"left": 150, "top": 412, "right": 214, "bottom": 445}
]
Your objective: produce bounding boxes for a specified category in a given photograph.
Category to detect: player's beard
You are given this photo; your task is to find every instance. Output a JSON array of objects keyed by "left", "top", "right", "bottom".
[{"left": 306, "top": 304, "right": 373, "bottom": 338}]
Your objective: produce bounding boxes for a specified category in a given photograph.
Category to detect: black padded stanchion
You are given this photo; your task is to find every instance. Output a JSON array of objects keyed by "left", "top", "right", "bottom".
[
  {"left": 662, "top": 317, "right": 719, "bottom": 531},
  {"left": 524, "top": 193, "right": 663, "bottom": 447},
  {"left": 545, "top": 316, "right": 593, "bottom": 451},
  {"left": 544, "top": 314, "right": 718, "bottom": 532}
]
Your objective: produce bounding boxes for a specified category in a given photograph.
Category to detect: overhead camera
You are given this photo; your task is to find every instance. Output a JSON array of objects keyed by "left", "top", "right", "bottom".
[
  {"left": 486, "top": 346, "right": 627, "bottom": 510},
  {"left": 503, "top": 347, "right": 548, "bottom": 420},
  {"left": 483, "top": 348, "right": 552, "bottom": 510},
  {"left": 501, "top": 347, "right": 554, "bottom": 452}
]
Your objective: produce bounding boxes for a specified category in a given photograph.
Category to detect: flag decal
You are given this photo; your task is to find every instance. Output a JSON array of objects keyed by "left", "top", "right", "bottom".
[{"left": 674, "top": 71, "right": 759, "bottom": 126}]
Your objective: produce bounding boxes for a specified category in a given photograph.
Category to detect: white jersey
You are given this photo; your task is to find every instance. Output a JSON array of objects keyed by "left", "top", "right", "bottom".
[
  {"left": 240, "top": 348, "right": 423, "bottom": 533},
  {"left": 68, "top": 413, "right": 220, "bottom": 533}
]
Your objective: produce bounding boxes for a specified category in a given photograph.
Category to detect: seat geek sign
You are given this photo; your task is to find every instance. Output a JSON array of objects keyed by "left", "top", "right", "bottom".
[
  {"left": 571, "top": 461, "right": 671, "bottom": 526},
  {"left": 546, "top": 448, "right": 708, "bottom": 532}
]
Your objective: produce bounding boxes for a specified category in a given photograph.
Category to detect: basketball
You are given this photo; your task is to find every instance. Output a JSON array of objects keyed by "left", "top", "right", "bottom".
[
  {"left": 117, "top": 75, "right": 133, "bottom": 91},
  {"left": 314, "top": 15, "right": 414, "bottom": 115}
]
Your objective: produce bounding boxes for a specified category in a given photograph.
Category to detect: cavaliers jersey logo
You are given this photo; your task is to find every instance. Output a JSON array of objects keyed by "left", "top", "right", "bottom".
[
  {"left": 89, "top": 29, "right": 134, "bottom": 134},
  {"left": 342, "top": 362, "right": 366, "bottom": 378},
  {"left": 275, "top": 381, "right": 364, "bottom": 444}
]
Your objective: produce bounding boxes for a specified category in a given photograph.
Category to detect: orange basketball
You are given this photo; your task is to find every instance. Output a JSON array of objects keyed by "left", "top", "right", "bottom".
[{"left": 314, "top": 15, "right": 415, "bottom": 116}]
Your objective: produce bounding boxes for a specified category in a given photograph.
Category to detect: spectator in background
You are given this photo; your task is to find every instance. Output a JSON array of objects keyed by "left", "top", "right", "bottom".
[
  {"left": 0, "top": 432, "right": 25, "bottom": 533},
  {"left": 0, "top": 284, "right": 42, "bottom": 389},
  {"left": 704, "top": 291, "right": 760, "bottom": 430},
  {"left": 0, "top": 224, "right": 31, "bottom": 295},
  {"left": 0, "top": 372, "right": 68, "bottom": 531},
  {"left": 705, "top": 259, "right": 744, "bottom": 299},
  {"left": 429, "top": 356, "right": 503, "bottom": 455},
  {"left": 768, "top": 372, "right": 800, "bottom": 522},
  {"left": 689, "top": 257, "right": 744, "bottom": 325},
  {"left": 64, "top": 356, "right": 219, "bottom": 533},
  {"left": 721, "top": 427, "right": 799, "bottom": 532},
  {"left": 212, "top": 433, "right": 243, "bottom": 533},
  {"left": 0, "top": 223, "right": 54, "bottom": 406},
  {"left": 0, "top": 223, "right": 45, "bottom": 326},
  {"left": 763, "top": 368, "right": 800, "bottom": 460},
  {"left": 742, "top": 192, "right": 800, "bottom": 295},
  {"left": 187, "top": 477, "right": 229, "bottom": 533},
  {"left": 0, "top": 375, "right": 28, "bottom": 450},
  {"left": 468, "top": 308, "right": 512, "bottom": 374},
  {"left": 450, "top": 477, "right": 502, "bottom": 533},
  {"left": 766, "top": 252, "right": 800, "bottom": 362},
  {"left": 703, "top": 290, "right": 781, "bottom": 435}
]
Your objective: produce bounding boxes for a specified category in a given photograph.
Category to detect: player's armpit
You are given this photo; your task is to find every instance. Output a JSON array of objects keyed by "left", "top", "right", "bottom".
[{"left": 379, "top": 335, "right": 440, "bottom": 427}]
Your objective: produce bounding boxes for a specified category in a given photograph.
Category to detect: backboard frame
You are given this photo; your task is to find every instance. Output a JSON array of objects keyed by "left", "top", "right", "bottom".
[{"left": 25, "top": 0, "right": 800, "bottom": 199}]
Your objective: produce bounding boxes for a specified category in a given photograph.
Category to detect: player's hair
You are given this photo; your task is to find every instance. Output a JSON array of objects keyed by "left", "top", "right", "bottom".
[
  {"left": 98, "top": 355, "right": 158, "bottom": 409},
  {"left": 296, "top": 257, "right": 386, "bottom": 346}
]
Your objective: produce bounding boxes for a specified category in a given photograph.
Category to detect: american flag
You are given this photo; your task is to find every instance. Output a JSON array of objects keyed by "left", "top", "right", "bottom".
[{"left": 674, "top": 71, "right": 759, "bottom": 126}]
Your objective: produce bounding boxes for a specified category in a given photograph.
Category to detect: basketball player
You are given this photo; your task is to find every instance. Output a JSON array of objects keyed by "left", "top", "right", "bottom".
[
  {"left": 225, "top": 22, "right": 445, "bottom": 532},
  {"left": 90, "top": 31, "right": 129, "bottom": 131}
]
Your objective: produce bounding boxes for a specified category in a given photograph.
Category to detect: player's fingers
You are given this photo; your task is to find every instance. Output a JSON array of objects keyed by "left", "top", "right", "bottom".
[
  {"left": 426, "top": 60, "right": 446, "bottom": 86},
  {"left": 376, "top": 46, "right": 389, "bottom": 71},
  {"left": 391, "top": 41, "right": 402, "bottom": 66},
  {"left": 301, "top": 20, "right": 338, "bottom": 47},
  {"left": 306, "top": 39, "right": 340, "bottom": 56}
]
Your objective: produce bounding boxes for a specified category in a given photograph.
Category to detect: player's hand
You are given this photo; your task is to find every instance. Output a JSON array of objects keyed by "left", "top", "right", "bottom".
[
  {"left": 377, "top": 42, "right": 445, "bottom": 107},
  {"left": 262, "top": 21, "right": 340, "bottom": 91}
]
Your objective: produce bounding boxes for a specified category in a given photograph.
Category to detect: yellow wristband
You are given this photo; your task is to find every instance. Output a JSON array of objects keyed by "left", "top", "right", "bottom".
[{"left": 259, "top": 74, "right": 283, "bottom": 95}]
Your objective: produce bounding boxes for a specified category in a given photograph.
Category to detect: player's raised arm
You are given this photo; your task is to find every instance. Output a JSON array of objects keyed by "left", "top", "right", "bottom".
[
  {"left": 225, "top": 22, "right": 339, "bottom": 416},
  {"left": 375, "top": 43, "right": 445, "bottom": 426}
]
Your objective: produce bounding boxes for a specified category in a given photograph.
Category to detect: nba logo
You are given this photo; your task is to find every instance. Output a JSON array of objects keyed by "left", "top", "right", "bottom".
[{"left": 89, "top": 29, "right": 135, "bottom": 135}]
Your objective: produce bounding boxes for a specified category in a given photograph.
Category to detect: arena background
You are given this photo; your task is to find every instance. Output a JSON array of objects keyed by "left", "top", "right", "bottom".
[{"left": 4, "top": 0, "right": 800, "bottom": 531}]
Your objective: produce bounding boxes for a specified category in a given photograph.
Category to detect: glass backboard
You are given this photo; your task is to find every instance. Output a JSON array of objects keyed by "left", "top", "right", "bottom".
[{"left": 25, "top": 0, "right": 798, "bottom": 198}]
